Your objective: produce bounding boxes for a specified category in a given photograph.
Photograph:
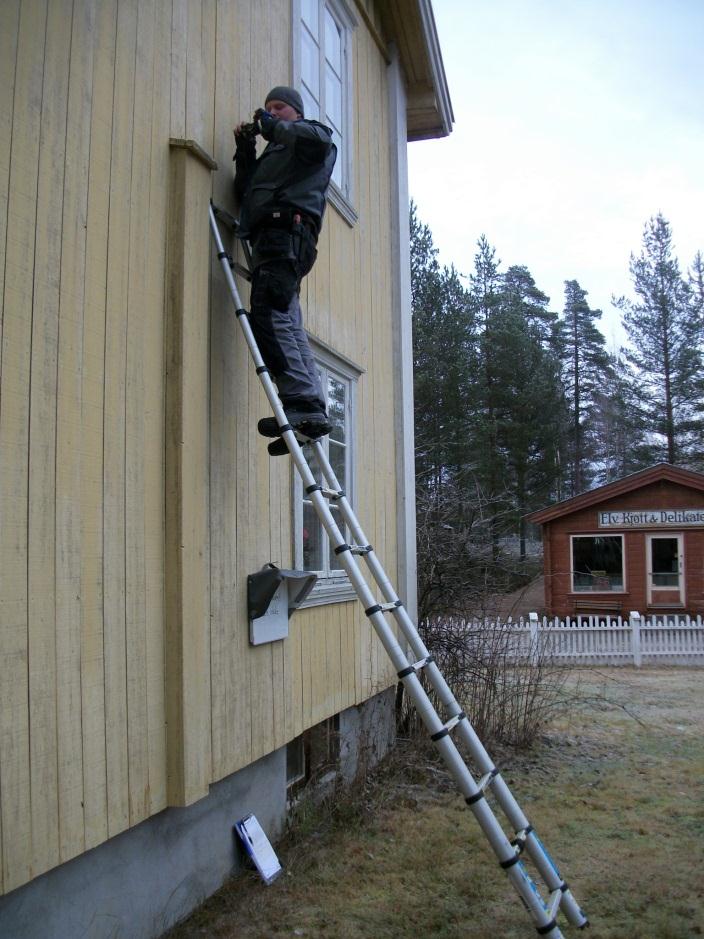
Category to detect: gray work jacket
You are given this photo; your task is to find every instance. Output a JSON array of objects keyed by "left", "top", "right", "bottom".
[{"left": 234, "top": 118, "right": 337, "bottom": 239}]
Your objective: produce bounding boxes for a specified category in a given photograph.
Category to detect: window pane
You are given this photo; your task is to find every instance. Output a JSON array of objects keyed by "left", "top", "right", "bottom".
[
  {"left": 286, "top": 736, "right": 306, "bottom": 786},
  {"left": 302, "top": 0, "right": 318, "bottom": 33},
  {"left": 652, "top": 538, "right": 679, "bottom": 586},
  {"left": 301, "top": 85, "right": 320, "bottom": 121},
  {"left": 327, "top": 376, "right": 346, "bottom": 442},
  {"left": 324, "top": 8, "right": 342, "bottom": 74},
  {"left": 302, "top": 27, "right": 320, "bottom": 100},
  {"left": 325, "top": 66, "right": 342, "bottom": 130},
  {"left": 572, "top": 536, "right": 623, "bottom": 591},
  {"left": 329, "top": 506, "right": 345, "bottom": 570},
  {"left": 329, "top": 440, "right": 346, "bottom": 489},
  {"left": 303, "top": 501, "right": 323, "bottom": 571},
  {"left": 302, "top": 451, "right": 323, "bottom": 487}
]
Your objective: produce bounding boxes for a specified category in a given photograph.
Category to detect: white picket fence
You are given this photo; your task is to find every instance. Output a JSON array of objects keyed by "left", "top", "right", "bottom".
[
  {"left": 522, "top": 612, "right": 704, "bottom": 666},
  {"left": 429, "top": 612, "right": 704, "bottom": 667}
]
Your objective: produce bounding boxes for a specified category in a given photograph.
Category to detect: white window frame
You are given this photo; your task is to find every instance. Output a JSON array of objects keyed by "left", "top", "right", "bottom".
[
  {"left": 293, "top": 340, "right": 362, "bottom": 606},
  {"left": 646, "top": 532, "right": 685, "bottom": 606},
  {"left": 570, "top": 533, "right": 626, "bottom": 594},
  {"left": 292, "top": 0, "right": 358, "bottom": 226}
]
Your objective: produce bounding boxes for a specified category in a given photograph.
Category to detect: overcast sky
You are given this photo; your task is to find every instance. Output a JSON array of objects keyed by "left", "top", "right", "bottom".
[{"left": 408, "top": 0, "right": 704, "bottom": 348}]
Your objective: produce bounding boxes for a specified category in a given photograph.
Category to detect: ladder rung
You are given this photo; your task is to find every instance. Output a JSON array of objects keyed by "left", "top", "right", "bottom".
[
  {"left": 397, "top": 654, "right": 434, "bottom": 679},
  {"left": 478, "top": 767, "right": 500, "bottom": 792},
  {"left": 511, "top": 824, "right": 534, "bottom": 854},
  {"left": 464, "top": 767, "right": 500, "bottom": 806},
  {"left": 334, "top": 542, "right": 372, "bottom": 556},
  {"left": 364, "top": 600, "right": 402, "bottom": 617},
  {"left": 211, "top": 201, "right": 240, "bottom": 230},
  {"left": 430, "top": 710, "right": 467, "bottom": 741},
  {"left": 215, "top": 249, "right": 251, "bottom": 282},
  {"left": 232, "top": 262, "right": 252, "bottom": 281},
  {"left": 305, "top": 483, "right": 345, "bottom": 501},
  {"left": 548, "top": 888, "right": 563, "bottom": 919}
]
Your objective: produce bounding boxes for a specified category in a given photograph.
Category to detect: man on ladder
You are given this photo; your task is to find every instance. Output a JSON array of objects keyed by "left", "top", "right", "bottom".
[{"left": 233, "top": 85, "right": 337, "bottom": 455}]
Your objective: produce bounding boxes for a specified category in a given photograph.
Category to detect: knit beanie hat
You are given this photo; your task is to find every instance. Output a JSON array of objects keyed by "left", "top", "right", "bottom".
[{"left": 265, "top": 86, "right": 304, "bottom": 118}]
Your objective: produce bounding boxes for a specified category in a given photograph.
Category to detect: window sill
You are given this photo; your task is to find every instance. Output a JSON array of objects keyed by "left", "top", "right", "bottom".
[
  {"left": 569, "top": 591, "right": 627, "bottom": 596},
  {"left": 327, "top": 182, "right": 357, "bottom": 228},
  {"left": 300, "top": 576, "right": 357, "bottom": 608}
]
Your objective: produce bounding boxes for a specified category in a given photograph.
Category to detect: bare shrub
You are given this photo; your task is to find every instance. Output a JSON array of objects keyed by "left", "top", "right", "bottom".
[{"left": 399, "top": 616, "right": 568, "bottom": 749}]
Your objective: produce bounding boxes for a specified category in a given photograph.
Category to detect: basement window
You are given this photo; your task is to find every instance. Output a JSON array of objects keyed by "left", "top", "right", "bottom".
[
  {"left": 286, "top": 715, "right": 341, "bottom": 801},
  {"left": 571, "top": 535, "right": 624, "bottom": 592}
]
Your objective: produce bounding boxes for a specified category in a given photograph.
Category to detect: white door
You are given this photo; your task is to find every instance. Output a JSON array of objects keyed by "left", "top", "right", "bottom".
[{"left": 646, "top": 534, "right": 684, "bottom": 607}]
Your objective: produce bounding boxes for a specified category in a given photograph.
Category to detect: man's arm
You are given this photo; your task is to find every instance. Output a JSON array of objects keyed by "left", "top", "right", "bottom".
[
  {"left": 233, "top": 130, "right": 258, "bottom": 202},
  {"left": 263, "top": 117, "right": 333, "bottom": 164}
]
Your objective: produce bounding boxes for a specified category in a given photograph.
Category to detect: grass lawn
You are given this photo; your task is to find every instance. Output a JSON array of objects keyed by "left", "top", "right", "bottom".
[{"left": 168, "top": 668, "right": 704, "bottom": 939}]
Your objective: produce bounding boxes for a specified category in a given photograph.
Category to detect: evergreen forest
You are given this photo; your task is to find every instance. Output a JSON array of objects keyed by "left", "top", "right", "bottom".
[{"left": 411, "top": 206, "right": 704, "bottom": 616}]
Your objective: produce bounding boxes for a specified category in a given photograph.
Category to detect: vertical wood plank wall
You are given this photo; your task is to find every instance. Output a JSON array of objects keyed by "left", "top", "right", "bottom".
[{"left": 0, "top": 0, "right": 399, "bottom": 894}]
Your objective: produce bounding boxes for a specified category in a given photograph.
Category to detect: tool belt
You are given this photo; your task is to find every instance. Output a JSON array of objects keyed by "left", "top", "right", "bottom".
[
  {"left": 250, "top": 212, "right": 318, "bottom": 277},
  {"left": 251, "top": 207, "right": 318, "bottom": 238}
]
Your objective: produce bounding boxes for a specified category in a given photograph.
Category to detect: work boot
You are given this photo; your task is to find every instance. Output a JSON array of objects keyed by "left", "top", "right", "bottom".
[
  {"left": 267, "top": 438, "right": 290, "bottom": 457},
  {"left": 258, "top": 409, "right": 331, "bottom": 441}
]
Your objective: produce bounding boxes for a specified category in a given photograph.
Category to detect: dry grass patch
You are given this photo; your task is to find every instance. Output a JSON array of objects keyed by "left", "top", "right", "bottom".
[{"left": 168, "top": 668, "right": 704, "bottom": 938}]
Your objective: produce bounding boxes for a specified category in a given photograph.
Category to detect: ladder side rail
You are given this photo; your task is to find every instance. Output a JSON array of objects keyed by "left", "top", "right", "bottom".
[
  {"left": 209, "top": 208, "right": 474, "bottom": 766},
  {"left": 210, "top": 210, "right": 574, "bottom": 937},
  {"left": 209, "top": 204, "right": 287, "bottom": 423},
  {"left": 297, "top": 483, "right": 567, "bottom": 934},
  {"left": 304, "top": 451, "right": 567, "bottom": 937},
  {"left": 310, "top": 439, "right": 588, "bottom": 930}
]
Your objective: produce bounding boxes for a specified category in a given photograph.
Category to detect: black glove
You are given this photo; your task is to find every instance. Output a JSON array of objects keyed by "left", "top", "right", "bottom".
[{"left": 256, "top": 109, "right": 279, "bottom": 141}]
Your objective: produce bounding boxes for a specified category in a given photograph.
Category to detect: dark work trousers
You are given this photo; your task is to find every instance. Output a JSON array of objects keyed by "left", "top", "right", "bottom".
[{"left": 248, "top": 224, "right": 325, "bottom": 413}]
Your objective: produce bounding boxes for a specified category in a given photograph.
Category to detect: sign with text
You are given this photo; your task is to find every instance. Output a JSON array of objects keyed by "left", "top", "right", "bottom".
[{"left": 598, "top": 508, "right": 704, "bottom": 528}]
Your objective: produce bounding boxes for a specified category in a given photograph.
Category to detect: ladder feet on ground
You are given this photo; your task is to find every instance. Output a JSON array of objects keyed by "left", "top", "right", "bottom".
[{"left": 210, "top": 203, "right": 589, "bottom": 937}]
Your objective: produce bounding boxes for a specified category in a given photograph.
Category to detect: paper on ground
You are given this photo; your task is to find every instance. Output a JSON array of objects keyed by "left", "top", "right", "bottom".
[{"left": 234, "top": 814, "right": 282, "bottom": 885}]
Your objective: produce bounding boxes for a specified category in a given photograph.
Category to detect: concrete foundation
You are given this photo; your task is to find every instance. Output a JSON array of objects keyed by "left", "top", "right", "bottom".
[
  {"left": 339, "top": 686, "right": 396, "bottom": 784},
  {"left": 0, "top": 688, "right": 396, "bottom": 939}
]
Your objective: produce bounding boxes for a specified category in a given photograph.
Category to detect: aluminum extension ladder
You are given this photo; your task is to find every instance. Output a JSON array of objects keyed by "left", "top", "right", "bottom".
[{"left": 209, "top": 203, "right": 589, "bottom": 938}]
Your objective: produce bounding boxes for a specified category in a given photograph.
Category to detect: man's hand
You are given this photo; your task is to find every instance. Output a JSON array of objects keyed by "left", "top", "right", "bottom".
[
  {"left": 256, "top": 109, "right": 279, "bottom": 141},
  {"left": 234, "top": 119, "right": 259, "bottom": 141}
]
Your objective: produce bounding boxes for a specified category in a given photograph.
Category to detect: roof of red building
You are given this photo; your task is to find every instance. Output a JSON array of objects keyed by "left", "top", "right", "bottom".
[{"left": 528, "top": 463, "right": 704, "bottom": 525}]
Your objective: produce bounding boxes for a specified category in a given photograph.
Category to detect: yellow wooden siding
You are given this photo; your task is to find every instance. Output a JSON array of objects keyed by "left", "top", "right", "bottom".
[
  {"left": 207, "top": 9, "right": 399, "bottom": 782},
  {"left": 1, "top": 0, "right": 48, "bottom": 893},
  {"left": 0, "top": 0, "right": 400, "bottom": 894},
  {"left": 164, "top": 142, "right": 214, "bottom": 807},
  {"left": 80, "top": 0, "right": 116, "bottom": 853}
]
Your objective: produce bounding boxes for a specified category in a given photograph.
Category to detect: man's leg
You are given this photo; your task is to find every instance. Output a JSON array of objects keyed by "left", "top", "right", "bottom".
[
  {"left": 249, "top": 260, "right": 325, "bottom": 409},
  {"left": 249, "top": 259, "right": 329, "bottom": 449}
]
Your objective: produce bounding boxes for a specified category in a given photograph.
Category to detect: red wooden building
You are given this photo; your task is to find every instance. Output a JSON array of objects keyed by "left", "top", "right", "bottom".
[{"left": 527, "top": 464, "right": 704, "bottom": 617}]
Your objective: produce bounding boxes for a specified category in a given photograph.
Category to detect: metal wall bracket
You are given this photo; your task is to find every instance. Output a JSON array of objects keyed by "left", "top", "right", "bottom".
[{"left": 247, "top": 563, "right": 317, "bottom": 645}]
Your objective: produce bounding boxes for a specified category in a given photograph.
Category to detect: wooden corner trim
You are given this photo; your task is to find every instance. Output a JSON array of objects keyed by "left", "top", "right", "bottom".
[{"left": 169, "top": 137, "right": 218, "bottom": 171}]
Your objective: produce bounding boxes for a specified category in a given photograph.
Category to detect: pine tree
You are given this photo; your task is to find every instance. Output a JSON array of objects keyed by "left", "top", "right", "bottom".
[
  {"left": 469, "top": 236, "right": 505, "bottom": 559},
  {"left": 559, "top": 280, "right": 611, "bottom": 494},
  {"left": 411, "top": 205, "right": 479, "bottom": 614},
  {"left": 592, "top": 354, "right": 655, "bottom": 482},
  {"left": 411, "top": 204, "right": 476, "bottom": 491},
  {"left": 615, "top": 214, "right": 702, "bottom": 465},
  {"left": 686, "top": 251, "right": 704, "bottom": 468},
  {"left": 493, "top": 266, "right": 566, "bottom": 556},
  {"left": 689, "top": 251, "right": 704, "bottom": 323}
]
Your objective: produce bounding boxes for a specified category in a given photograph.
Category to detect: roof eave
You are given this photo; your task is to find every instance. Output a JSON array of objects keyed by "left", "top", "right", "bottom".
[{"left": 379, "top": 0, "right": 454, "bottom": 140}]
